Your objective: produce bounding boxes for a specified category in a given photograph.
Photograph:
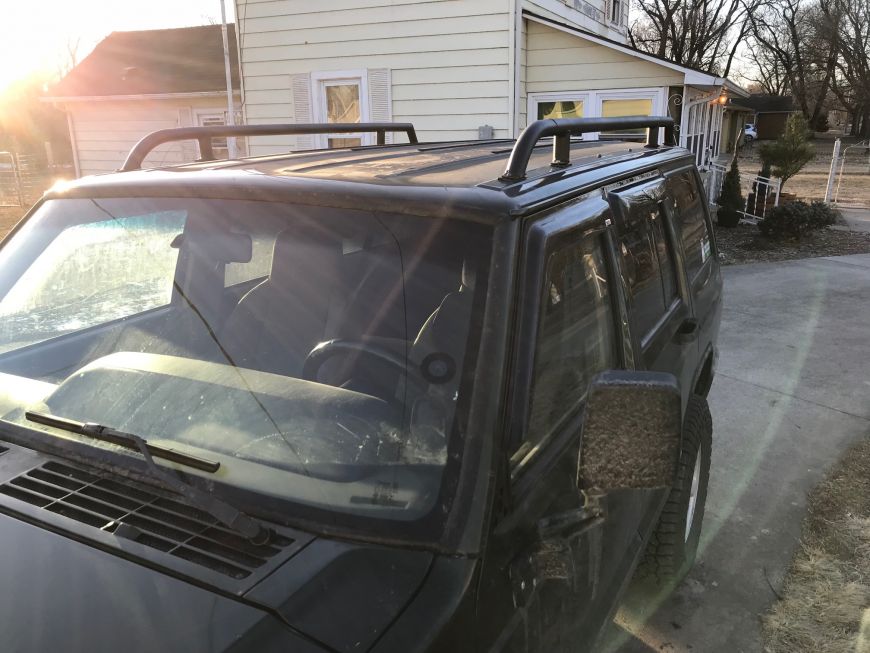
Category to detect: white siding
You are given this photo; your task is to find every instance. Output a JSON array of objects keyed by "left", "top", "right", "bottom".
[
  {"left": 67, "top": 97, "right": 237, "bottom": 176},
  {"left": 235, "top": 0, "right": 512, "bottom": 152},
  {"left": 522, "top": 0, "right": 627, "bottom": 42},
  {"left": 524, "top": 21, "right": 683, "bottom": 99}
]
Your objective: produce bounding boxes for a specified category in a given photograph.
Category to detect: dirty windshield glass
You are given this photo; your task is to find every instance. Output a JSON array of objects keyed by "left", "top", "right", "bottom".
[{"left": 0, "top": 198, "right": 490, "bottom": 530}]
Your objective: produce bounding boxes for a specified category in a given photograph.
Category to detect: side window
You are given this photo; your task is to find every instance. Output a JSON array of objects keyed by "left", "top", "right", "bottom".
[
  {"left": 516, "top": 234, "right": 618, "bottom": 466},
  {"left": 671, "top": 172, "right": 712, "bottom": 280},
  {"left": 619, "top": 204, "right": 678, "bottom": 339},
  {"left": 0, "top": 211, "right": 186, "bottom": 352}
]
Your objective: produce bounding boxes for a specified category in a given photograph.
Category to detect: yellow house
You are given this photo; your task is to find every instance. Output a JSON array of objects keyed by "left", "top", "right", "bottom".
[{"left": 234, "top": 0, "right": 748, "bottom": 168}]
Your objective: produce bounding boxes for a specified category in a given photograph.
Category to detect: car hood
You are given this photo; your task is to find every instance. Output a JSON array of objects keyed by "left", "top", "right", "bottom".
[
  {"left": 0, "top": 444, "right": 435, "bottom": 653},
  {"left": 0, "top": 513, "right": 327, "bottom": 653},
  {"left": 0, "top": 509, "right": 434, "bottom": 653}
]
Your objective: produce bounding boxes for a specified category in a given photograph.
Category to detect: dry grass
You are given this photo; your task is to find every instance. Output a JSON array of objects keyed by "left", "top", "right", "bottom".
[
  {"left": 738, "top": 135, "right": 870, "bottom": 208},
  {"left": 0, "top": 207, "right": 25, "bottom": 239},
  {"left": 762, "top": 437, "right": 870, "bottom": 653}
]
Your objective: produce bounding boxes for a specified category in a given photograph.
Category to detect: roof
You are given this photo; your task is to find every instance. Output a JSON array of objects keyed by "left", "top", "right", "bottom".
[
  {"left": 524, "top": 11, "right": 749, "bottom": 97},
  {"left": 733, "top": 95, "right": 797, "bottom": 114},
  {"left": 48, "top": 138, "right": 693, "bottom": 222},
  {"left": 48, "top": 24, "right": 239, "bottom": 98}
]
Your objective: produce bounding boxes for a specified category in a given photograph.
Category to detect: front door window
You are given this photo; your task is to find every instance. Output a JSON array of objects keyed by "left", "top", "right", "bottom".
[{"left": 323, "top": 81, "right": 362, "bottom": 147}]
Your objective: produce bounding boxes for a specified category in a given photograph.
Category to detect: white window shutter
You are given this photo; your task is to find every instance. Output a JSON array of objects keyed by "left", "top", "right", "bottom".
[
  {"left": 367, "top": 68, "right": 393, "bottom": 143},
  {"left": 291, "top": 73, "right": 314, "bottom": 150}
]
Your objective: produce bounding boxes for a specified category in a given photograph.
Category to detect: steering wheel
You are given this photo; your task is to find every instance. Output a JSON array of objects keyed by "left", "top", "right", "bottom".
[{"left": 302, "top": 339, "right": 432, "bottom": 397}]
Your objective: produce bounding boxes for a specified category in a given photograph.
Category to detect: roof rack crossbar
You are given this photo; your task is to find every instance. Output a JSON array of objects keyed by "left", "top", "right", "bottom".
[
  {"left": 499, "top": 116, "right": 676, "bottom": 182},
  {"left": 120, "top": 122, "right": 419, "bottom": 171}
]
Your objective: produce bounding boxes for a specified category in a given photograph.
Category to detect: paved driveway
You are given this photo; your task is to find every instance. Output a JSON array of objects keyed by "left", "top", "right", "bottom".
[{"left": 603, "top": 254, "right": 870, "bottom": 652}]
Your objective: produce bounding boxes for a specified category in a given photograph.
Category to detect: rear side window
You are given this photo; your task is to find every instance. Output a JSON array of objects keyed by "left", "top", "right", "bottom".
[
  {"left": 619, "top": 204, "right": 678, "bottom": 338},
  {"left": 517, "top": 234, "right": 617, "bottom": 465},
  {"left": 671, "top": 172, "right": 711, "bottom": 279}
]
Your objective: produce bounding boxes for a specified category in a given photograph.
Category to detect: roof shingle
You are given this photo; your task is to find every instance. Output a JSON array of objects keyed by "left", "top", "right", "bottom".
[{"left": 50, "top": 24, "right": 239, "bottom": 97}]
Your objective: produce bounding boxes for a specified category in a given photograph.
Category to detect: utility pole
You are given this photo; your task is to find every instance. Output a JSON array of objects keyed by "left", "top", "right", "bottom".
[{"left": 219, "top": 0, "right": 237, "bottom": 159}]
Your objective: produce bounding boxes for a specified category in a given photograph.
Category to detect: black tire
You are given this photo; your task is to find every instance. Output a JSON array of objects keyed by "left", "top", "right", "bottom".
[{"left": 639, "top": 394, "right": 712, "bottom": 586}]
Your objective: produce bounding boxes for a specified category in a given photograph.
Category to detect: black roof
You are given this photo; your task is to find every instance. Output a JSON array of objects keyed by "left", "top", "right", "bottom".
[
  {"left": 49, "top": 24, "right": 239, "bottom": 97},
  {"left": 733, "top": 95, "right": 797, "bottom": 114},
  {"left": 50, "top": 139, "right": 693, "bottom": 223}
]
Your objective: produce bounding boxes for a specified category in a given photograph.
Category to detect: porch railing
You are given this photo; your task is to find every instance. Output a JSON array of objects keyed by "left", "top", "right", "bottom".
[{"left": 706, "top": 162, "right": 781, "bottom": 222}]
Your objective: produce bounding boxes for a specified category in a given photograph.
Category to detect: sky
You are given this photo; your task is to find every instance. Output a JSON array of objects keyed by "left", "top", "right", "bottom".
[{"left": 0, "top": 0, "right": 236, "bottom": 94}]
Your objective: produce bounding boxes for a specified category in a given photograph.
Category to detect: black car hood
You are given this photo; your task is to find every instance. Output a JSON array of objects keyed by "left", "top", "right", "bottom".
[
  {"left": 0, "top": 514, "right": 325, "bottom": 653},
  {"left": 0, "top": 444, "right": 435, "bottom": 653}
]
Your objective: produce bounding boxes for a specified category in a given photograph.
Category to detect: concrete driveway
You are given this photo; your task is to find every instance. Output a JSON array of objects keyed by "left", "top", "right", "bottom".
[{"left": 603, "top": 254, "right": 870, "bottom": 652}]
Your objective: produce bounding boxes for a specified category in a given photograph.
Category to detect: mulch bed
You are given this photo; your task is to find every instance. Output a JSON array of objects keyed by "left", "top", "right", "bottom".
[{"left": 714, "top": 223, "right": 870, "bottom": 266}]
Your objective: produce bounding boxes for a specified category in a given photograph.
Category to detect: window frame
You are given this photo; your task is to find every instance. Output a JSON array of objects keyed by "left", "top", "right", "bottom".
[
  {"left": 527, "top": 87, "right": 666, "bottom": 140},
  {"left": 609, "top": 178, "right": 693, "bottom": 354},
  {"left": 665, "top": 166, "right": 716, "bottom": 284},
  {"left": 505, "top": 199, "right": 627, "bottom": 484},
  {"left": 310, "top": 69, "right": 371, "bottom": 148}
]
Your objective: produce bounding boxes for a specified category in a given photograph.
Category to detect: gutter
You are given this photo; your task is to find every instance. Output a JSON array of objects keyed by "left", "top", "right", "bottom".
[{"left": 41, "top": 90, "right": 242, "bottom": 103}]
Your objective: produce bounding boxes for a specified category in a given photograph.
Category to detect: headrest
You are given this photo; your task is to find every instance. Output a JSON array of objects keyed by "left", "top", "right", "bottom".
[
  {"left": 171, "top": 232, "right": 252, "bottom": 263},
  {"left": 270, "top": 224, "right": 342, "bottom": 280}
]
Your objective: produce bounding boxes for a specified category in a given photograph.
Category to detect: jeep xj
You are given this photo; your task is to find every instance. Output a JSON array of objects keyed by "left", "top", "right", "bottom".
[{"left": 0, "top": 117, "right": 720, "bottom": 652}]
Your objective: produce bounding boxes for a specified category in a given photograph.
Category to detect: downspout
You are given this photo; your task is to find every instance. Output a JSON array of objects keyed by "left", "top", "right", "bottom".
[
  {"left": 65, "top": 109, "right": 81, "bottom": 178},
  {"left": 507, "top": 0, "right": 520, "bottom": 137}
]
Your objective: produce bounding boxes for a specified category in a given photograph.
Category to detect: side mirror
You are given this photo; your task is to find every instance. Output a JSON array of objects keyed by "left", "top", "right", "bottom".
[{"left": 578, "top": 370, "right": 682, "bottom": 492}]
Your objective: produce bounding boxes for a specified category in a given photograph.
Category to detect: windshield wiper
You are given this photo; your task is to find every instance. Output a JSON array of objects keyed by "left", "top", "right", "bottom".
[{"left": 24, "top": 411, "right": 270, "bottom": 544}]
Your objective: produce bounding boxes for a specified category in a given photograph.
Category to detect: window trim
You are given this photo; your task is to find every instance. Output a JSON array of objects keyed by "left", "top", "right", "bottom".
[
  {"left": 527, "top": 87, "right": 666, "bottom": 140},
  {"left": 310, "top": 69, "right": 371, "bottom": 148},
  {"left": 506, "top": 201, "right": 624, "bottom": 482}
]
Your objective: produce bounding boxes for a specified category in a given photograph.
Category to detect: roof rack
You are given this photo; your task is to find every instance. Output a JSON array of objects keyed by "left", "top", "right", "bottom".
[
  {"left": 119, "top": 122, "right": 419, "bottom": 171},
  {"left": 499, "top": 116, "right": 676, "bottom": 182}
]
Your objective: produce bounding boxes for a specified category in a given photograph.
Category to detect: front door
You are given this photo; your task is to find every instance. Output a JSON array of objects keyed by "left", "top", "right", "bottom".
[{"left": 475, "top": 197, "right": 637, "bottom": 652}]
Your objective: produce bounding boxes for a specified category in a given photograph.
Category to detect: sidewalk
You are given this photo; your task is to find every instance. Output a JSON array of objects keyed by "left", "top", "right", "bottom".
[{"left": 834, "top": 207, "right": 870, "bottom": 234}]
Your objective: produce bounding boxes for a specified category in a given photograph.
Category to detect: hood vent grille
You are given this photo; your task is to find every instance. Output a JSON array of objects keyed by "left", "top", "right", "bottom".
[{"left": 0, "top": 461, "right": 292, "bottom": 579}]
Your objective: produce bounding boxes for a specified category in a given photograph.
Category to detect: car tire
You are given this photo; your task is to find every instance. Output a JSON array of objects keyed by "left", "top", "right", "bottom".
[{"left": 638, "top": 394, "right": 712, "bottom": 586}]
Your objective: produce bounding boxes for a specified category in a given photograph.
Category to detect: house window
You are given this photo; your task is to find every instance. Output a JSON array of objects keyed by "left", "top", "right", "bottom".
[
  {"left": 600, "top": 97, "right": 654, "bottom": 138},
  {"left": 196, "top": 113, "right": 229, "bottom": 159},
  {"left": 527, "top": 88, "right": 663, "bottom": 140},
  {"left": 609, "top": 0, "right": 623, "bottom": 24},
  {"left": 538, "top": 99, "right": 584, "bottom": 120},
  {"left": 312, "top": 71, "right": 371, "bottom": 148}
]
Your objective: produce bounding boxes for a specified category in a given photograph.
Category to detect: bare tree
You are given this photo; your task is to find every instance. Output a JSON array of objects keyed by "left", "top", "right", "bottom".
[
  {"left": 629, "top": 0, "right": 763, "bottom": 75},
  {"left": 825, "top": 0, "right": 870, "bottom": 136},
  {"left": 56, "top": 37, "right": 81, "bottom": 79},
  {"left": 737, "top": 41, "right": 789, "bottom": 95},
  {"left": 746, "top": 0, "right": 838, "bottom": 127}
]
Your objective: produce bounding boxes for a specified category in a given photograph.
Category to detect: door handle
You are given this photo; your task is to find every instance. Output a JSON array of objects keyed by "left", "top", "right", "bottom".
[{"left": 675, "top": 318, "right": 699, "bottom": 344}]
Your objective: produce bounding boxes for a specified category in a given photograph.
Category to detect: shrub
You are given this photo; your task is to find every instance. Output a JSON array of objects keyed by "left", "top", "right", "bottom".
[
  {"left": 758, "top": 201, "right": 840, "bottom": 240},
  {"left": 717, "top": 159, "right": 744, "bottom": 228},
  {"left": 759, "top": 114, "right": 815, "bottom": 191}
]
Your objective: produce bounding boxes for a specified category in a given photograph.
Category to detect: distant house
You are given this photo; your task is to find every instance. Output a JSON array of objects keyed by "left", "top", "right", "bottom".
[
  {"left": 232, "top": 0, "right": 748, "bottom": 169},
  {"left": 43, "top": 25, "right": 241, "bottom": 176},
  {"left": 733, "top": 95, "right": 799, "bottom": 140}
]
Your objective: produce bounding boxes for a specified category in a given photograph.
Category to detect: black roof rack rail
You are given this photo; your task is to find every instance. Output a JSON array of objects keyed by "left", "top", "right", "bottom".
[
  {"left": 499, "top": 116, "right": 676, "bottom": 182},
  {"left": 120, "top": 122, "right": 419, "bottom": 171}
]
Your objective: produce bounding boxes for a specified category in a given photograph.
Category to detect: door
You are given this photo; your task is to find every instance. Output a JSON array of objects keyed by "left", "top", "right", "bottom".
[
  {"left": 475, "top": 198, "right": 637, "bottom": 652},
  {"left": 666, "top": 167, "right": 722, "bottom": 372},
  {"left": 610, "top": 178, "right": 697, "bottom": 406}
]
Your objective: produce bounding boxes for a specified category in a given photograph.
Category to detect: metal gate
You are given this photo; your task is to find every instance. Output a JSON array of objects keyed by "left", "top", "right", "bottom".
[{"left": 707, "top": 162, "right": 781, "bottom": 222}]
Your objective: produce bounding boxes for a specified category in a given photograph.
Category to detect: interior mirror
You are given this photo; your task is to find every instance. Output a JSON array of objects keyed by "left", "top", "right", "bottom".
[{"left": 578, "top": 370, "right": 682, "bottom": 492}]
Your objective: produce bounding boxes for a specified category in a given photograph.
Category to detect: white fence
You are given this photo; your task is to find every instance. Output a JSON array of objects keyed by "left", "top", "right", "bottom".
[{"left": 707, "top": 162, "right": 781, "bottom": 222}]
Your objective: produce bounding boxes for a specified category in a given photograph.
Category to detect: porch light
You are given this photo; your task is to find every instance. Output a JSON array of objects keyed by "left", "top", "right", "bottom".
[{"left": 717, "top": 93, "right": 728, "bottom": 105}]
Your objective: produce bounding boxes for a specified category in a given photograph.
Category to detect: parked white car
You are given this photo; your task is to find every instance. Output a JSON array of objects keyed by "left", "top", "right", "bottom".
[{"left": 744, "top": 123, "right": 758, "bottom": 142}]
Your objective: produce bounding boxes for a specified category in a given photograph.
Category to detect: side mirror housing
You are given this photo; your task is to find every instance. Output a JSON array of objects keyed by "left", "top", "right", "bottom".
[{"left": 578, "top": 371, "right": 682, "bottom": 492}]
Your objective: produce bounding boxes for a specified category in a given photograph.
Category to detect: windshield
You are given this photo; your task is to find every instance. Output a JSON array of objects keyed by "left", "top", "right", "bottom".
[{"left": 0, "top": 197, "right": 491, "bottom": 537}]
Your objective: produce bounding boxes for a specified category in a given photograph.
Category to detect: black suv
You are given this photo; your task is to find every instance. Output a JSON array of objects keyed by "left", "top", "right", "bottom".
[{"left": 0, "top": 117, "right": 720, "bottom": 653}]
